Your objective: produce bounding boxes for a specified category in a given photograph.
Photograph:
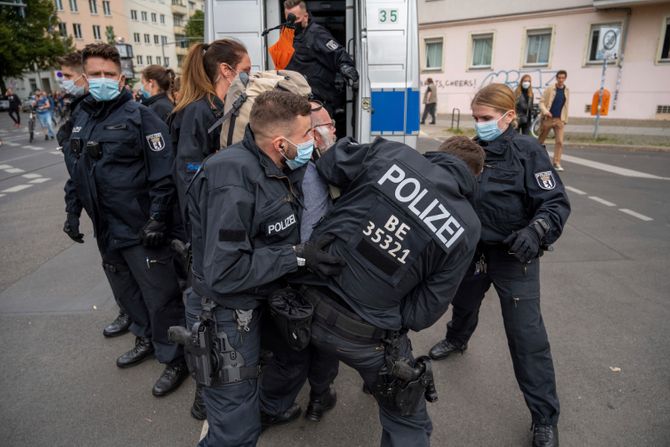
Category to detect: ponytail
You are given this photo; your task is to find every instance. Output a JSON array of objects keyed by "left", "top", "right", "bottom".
[
  {"left": 174, "top": 39, "right": 248, "bottom": 113},
  {"left": 142, "top": 64, "right": 177, "bottom": 104}
]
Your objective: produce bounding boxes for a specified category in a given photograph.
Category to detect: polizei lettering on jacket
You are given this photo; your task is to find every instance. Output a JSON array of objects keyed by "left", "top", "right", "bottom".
[
  {"left": 267, "top": 213, "right": 297, "bottom": 236},
  {"left": 377, "top": 163, "right": 464, "bottom": 250}
]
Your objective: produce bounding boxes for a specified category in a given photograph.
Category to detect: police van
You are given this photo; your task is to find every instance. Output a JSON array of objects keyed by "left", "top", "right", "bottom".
[{"left": 204, "top": 0, "right": 420, "bottom": 149}]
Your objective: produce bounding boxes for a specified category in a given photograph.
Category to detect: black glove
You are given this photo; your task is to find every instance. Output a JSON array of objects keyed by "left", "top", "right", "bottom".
[
  {"left": 294, "top": 235, "right": 346, "bottom": 277},
  {"left": 140, "top": 218, "right": 167, "bottom": 247},
  {"left": 503, "top": 226, "right": 541, "bottom": 264},
  {"left": 170, "top": 238, "right": 191, "bottom": 270},
  {"left": 63, "top": 213, "right": 84, "bottom": 243},
  {"left": 340, "top": 64, "right": 359, "bottom": 90}
]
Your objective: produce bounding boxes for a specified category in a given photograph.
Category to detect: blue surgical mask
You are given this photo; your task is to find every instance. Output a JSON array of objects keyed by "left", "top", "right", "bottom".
[
  {"left": 283, "top": 138, "right": 314, "bottom": 170},
  {"left": 88, "top": 76, "right": 121, "bottom": 102},
  {"left": 475, "top": 111, "right": 510, "bottom": 142},
  {"left": 140, "top": 84, "right": 151, "bottom": 99},
  {"left": 61, "top": 76, "right": 86, "bottom": 97}
]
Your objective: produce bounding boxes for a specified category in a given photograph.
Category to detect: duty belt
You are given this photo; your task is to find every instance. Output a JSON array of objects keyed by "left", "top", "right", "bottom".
[{"left": 303, "top": 286, "right": 388, "bottom": 342}]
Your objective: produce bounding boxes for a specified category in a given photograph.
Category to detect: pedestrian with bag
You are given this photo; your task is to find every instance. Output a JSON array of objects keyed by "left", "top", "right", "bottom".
[
  {"left": 515, "top": 74, "right": 534, "bottom": 135},
  {"left": 420, "top": 77, "right": 437, "bottom": 125}
]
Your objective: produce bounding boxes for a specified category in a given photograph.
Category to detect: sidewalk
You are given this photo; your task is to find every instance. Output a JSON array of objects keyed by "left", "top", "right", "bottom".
[{"left": 421, "top": 114, "right": 670, "bottom": 152}]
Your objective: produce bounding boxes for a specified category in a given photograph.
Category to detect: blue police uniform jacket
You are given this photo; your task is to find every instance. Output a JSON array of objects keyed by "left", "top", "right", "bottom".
[
  {"left": 68, "top": 90, "right": 176, "bottom": 251},
  {"left": 59, "top": 94, "right": 88, "bottom": 217},
  {"left": 475, "top": 127, "right": 570, "bottom": 245},
  {"left": 187, "top": 126, "right": 305, "bottom": 310},
  {"left": 300, "top": 137, "right": 482, "bottom": 332},
  {"left": 143, "top": 92, "right": 174, "bottom": 123}
]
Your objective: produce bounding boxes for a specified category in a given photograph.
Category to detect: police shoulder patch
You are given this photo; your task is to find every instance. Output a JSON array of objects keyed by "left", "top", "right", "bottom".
[
  {"left": 146, "top": 132, "right": 165, "bottom": 152},
  {"left": 534, "top": 171, "right": 556, "bottom": 190},
  {"left": 325, "top": 40, "right": 339, "bottom": 51}
]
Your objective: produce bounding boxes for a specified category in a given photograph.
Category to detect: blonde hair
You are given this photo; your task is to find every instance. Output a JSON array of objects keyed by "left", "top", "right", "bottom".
[
  {"left": 471, "top": 83, "right": 515, "bottom": 114},
  {"left": 514, "top": 74, "right": 534, "bottom": 100}
]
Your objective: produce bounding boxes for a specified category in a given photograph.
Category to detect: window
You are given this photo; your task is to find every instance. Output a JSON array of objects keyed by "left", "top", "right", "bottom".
[
  {"left": 525, "top": 29, "right": 552, "bottom": 66},
  {"left": 147, "top": 56, "right": 153, "bottom": 64},
  {"left": 151, "top": 13, "right": 157, "bottom": 22},
  {"left": 154, "top": 35, "right": 159, "bottom": 44},
  {"left": 424, "top": 38, "right": 443, "bottom": 70},
  {"left": 102, "top": 0, "right": 110, "bottom": 15},
  {"left": 587, "top": 23, "right": 622, "bottom": 62},
  {"left": 136, "top": 55, "right": 143, "bottom": 65},
  {"left": 161, "top": 35, "right": 168, "bottom": 45},
  {"left": 164, "top": 56, "right": 170, "bottom": 67},
  {"left": 55, "top": 0, "right": 64, "bottom": 11},
  {"left": 659, "top": 17, "right": 670, "bottom": 62},
  {"left": 471, "top": 33, "right": 493, "bottom": 68},
  {"left": 58, "top": 22, "right": 67, "bottom": 37},
  {"left": 73, "top": 23, "right": 82, "bottom": 39},
  {"left": 178, "top": 54, "right": 185, "bottom": 67},
  {"left": 160, "top": 14, "right": 165, "bottom": 24},
  {"left": 156, "top": 56, "right": 161, "bottom": 65},
  {"left": 174, "top": 15, "right": 184, "bottom": 26},
  {"left": 69, "top": 0, "right": 78, "bottom": 12},
  {"left": 88, "top": 0, "right": 97, "bottom": 14},
  {"left": 92, "top": 25, "right": 101, "bottom": 40},
  {"left": 141, "top": 11, "right": 148, "bottom": 21},
  {"left": 130, "top": 9, "right": 137, "bottom": 20},
  {"left": 189, "top": 1, "right": 195, "bottom": 10},
  {"left": 133, "top": 32, "right": 140, "bottom": 43},
  {"left": 144, "top": 33, "right": 151, "bottom": 44}
]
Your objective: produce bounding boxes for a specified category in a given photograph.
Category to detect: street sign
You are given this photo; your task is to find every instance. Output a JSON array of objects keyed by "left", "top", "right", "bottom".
[{"left": 597, "top": 27, "right": 620, "bottom": 60}]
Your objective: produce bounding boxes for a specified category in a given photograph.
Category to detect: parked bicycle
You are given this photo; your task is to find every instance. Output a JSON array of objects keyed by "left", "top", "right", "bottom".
[{"left": 27, "top": 106, "right": 36, "bottom": 143}]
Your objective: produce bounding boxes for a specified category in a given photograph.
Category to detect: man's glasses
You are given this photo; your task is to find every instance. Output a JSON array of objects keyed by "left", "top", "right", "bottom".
[{"left": 312, "top": 120, "right": 336, "bottom": 130}]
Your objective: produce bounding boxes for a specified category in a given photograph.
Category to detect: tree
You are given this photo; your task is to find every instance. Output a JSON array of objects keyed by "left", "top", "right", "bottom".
[
  {"left": 184, "top": 9, "right": 204, "bottom": 44},
  {"left": 106, "top": 25, "right": 116, "bottom": 44},
  {"left": 0, "top": 0, "right": 74, "bottom": 92}
]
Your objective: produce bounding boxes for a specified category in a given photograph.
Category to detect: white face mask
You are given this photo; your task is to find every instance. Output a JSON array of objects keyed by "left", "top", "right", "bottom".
[{"left": 521, "top": 81, "right": 531, "bottom": 89}]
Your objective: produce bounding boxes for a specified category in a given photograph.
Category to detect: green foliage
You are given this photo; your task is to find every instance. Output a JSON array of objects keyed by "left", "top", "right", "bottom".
[
  {"left": 0, "top": 0, "right": 74, "bottom": 90},
  {"left": 184, "top": 9, "right": 204, "bottom": 43},
  {"left": 106, "top": 26, "right": 116, "bottom": 44}
]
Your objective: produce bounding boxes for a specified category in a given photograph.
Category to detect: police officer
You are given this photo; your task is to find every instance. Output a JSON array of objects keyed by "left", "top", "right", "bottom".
[
  {"left": 68, "top": 43, "right": 188, "bottom": 396},
  {"left": 139, "top": 65, "right": 176, "bottom": 123},
  {"left": 58, "top": 51, "right": 132, "bottom": 338},
  {"left": 283, "top": 0, "right": 359, "bottom": 116},
  {"left": 283, "top": 134, "right": 483, "bottom": 446},
  {"left": 428, "top": 83, "right": 570, "bottom": 447},
  {"left": 186, "top": 91, "right": 344, "bottom": 446}
]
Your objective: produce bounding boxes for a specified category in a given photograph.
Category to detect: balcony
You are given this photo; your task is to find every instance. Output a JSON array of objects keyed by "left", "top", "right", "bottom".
[
  {"left": 593, "top": 0, "right": 666, "bottom": 8},
  {"left": 171, "top": 0, "right": 187, "bottom": 15}
]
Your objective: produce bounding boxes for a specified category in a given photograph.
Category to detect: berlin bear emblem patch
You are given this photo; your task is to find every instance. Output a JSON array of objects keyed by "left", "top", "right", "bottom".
[
  {"left": 534, "top": 171, "right": 556, "bottom": 190},
  {"left": 146, "top": 133, "right": 166, "bottom": 152},
  {"left": 325, "top": 40, "right": 339, "bottom": 51}
]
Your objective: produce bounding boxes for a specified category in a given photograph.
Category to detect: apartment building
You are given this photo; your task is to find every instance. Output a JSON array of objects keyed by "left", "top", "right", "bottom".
[
  {"left": 419, "top": 0, "right": 670, "bottom": 120},
  {"left": 126, "top": 0, "right": 178, "bottom": 77},
  {"left": 172, "top": 0, "right": 204, "bottom": 70},
  {"left": 54, "top": 0, "right": 130, "bottom": 49}
]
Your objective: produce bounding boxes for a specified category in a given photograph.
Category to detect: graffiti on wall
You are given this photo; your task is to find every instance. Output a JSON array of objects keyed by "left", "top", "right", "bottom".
[{"left": 481, "top": 69, "right": 558, "bottom": 96}]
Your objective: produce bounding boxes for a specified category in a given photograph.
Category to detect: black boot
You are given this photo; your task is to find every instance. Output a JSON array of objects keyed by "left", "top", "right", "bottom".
[
  {"left": 103, "top": 311, "right": 131, "bottom": 338},
  {"left": 116, "top": 336, "right": 154, "bottom": 368},
  {"left": 428, "top": 339, "right": 467, "bottom": 360},
  {"left": 261, "top": 403, "right": 301, "bottom": 431},
  {"left": 305, "top": 388, "right": 337, "bottom": 422},
  {"left": 532, "top": 424, "right": 559, "bottom": 447},
  {"left": 152, "top": 359, "right": 189, "bottom": 397},
  {"left": 191, "top": 383, "right": 207, "bottom": 420}
]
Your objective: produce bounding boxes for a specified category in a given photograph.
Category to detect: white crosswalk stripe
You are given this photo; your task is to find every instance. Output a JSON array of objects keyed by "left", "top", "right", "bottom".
[
  {"left": 2, "top": 184, "right": 33, "bottom": 193},
  {"left": 29, "top": 177, "right": 51, "bottom": 184}
]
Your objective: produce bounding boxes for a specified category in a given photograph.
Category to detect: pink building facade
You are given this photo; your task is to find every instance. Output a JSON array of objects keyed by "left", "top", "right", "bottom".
[{"left": 419, "top": 0, "right": 670, "bottom": 120}]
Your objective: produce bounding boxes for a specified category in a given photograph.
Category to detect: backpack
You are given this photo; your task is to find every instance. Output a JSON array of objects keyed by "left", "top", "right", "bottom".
[{"left": 208, "top": 70, "right": 312, "bottom": 149}]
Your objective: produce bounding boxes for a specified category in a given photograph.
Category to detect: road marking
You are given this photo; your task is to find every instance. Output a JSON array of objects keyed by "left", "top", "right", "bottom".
[
  {"left": 22, "top": 173, "right": 42, "bottom": 179},
  {"left": 50, "top": 151, "right": 63, "bottom": 156},
  {"left": 619, "top": 208, "right": 654, "bottom": 221},
  {"left": 589, "top": 196, "right": 616, "bottom": 207},
  {"left": 29, "top": 177, "right": 50, "bottom": 184},
  {"left": 5, "top": 141, "right": 20, "bottom": 146},
  {"left": 0, "top": 164, "right": 11, "bottom": 170},
  {"left": 547, "top": 151, "right": 670, "bottom": 180},
  {"left": 4, "top": 167, "right": 25, "bottom": 174},
  {"left": 2, "top": 184, "right": 33, "bottom": 193},
  {"left": 23, "top": 145, "right": 44, "bottom": 151},
  {"left": 565, "top": 186, "right": 587, "bottom": 195}
]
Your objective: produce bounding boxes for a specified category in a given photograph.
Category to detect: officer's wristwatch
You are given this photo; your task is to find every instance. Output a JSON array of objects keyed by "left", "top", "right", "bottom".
[{"left": 293, "top": 246, "right": 306, "bottom": 267}]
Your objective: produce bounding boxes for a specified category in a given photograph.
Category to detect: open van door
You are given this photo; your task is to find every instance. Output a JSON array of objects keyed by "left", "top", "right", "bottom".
[{"left": 357, "top": 0, "right": 419, "bottom": 148}]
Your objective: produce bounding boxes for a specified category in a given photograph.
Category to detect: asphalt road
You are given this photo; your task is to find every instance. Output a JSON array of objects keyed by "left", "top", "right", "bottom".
[{"left": 1, "top": 114, "right": 669, "bottom": 446}]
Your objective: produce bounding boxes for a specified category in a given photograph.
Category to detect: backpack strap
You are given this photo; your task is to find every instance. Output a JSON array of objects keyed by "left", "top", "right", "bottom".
[{"left": 207, "top": 93, "right": 248, "bottom": 135}]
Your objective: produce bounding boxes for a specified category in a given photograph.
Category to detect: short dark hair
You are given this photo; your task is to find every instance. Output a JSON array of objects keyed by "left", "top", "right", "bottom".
[
  {"left": 284, "top": 0, "right": 306, "bottom": 9},
  {"left": 438, "top": 136, "right": 485, "bottom": 175},
  {"left": 250, "top": 91, "right": 311, "bottom": 137},
  {"left": 556, "top": 69, "right": 568, "bottom": 78},
  {"left": 82, "top": 43, "right": 121, "bottom": 70},
  {"left": 58, "top": 51, "right": 83, "bottom": 70}
]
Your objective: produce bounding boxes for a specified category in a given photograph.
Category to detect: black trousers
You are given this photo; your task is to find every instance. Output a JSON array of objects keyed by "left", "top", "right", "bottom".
[
  {"left": 103, "top": 244, "right": 185, "bottom": 364},
  {"left": 446, "top": 246, "right": 560, "bottom": 425},
  {"left": 260, "top": 309, "right": 339, "bottom": 416},
  {"left": 518, "top": 122, "right": 531, "bottom": 135},
  {"left": 8, "top": 109, "right": 20, "bottom": 125},
  {"left": 421, "top": 103, "right": 436, "bottom": 124}
]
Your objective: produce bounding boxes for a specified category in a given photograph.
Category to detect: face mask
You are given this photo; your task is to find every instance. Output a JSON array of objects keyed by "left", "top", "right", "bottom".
[
  {"left": 88, "top": 76, "right": 121, "bottom": 102},
  {"left": 475, "top": 111, "right": 510, "bottom": 142},
  {"left": 140, "top": 83, "right": 151, "bottom": 99},
  {"left": 521, "top": 81, "right": 531, "bottom": 89},
  {"left": 282, "top": 137, "right": 314, "bottom": 170},
  {"left": 61, "top": 76, "right": 86, "bottom": 97}
]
